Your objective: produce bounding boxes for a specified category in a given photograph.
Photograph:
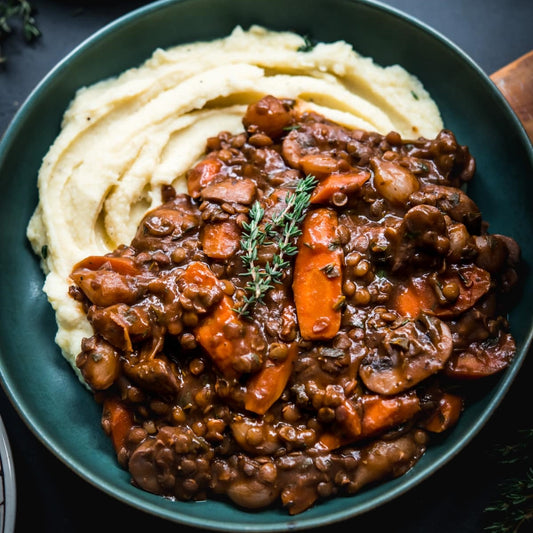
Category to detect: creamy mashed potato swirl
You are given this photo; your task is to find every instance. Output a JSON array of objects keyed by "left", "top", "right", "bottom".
[{"left": 27, "top": 26, "right": 442, "bottom": 376}]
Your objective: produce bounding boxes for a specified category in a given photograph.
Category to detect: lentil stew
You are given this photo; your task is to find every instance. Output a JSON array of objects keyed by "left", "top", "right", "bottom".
[{"left": 71, "top": 96, "right": 520, "bottom": 514}]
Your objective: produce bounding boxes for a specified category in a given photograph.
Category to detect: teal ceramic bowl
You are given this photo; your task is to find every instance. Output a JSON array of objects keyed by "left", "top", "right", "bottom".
[{"left": 0, "top": 0, "right": 532, "bottom": 530}]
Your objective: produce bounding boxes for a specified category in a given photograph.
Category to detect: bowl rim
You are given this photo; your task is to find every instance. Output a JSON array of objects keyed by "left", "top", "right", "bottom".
[
  {"left": 0, "top": 0, "right": 532, "bottom": 530},
  {"left": 0, "top": 416, "right": 16, "bottom": 533}
]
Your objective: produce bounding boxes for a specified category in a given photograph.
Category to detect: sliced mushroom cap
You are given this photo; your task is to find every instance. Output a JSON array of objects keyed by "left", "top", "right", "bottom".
[
  {"left": 445, "top": 331, "right": 515, "bottom": 379},
  {"left": 409, "top": 184, "right": 481, "bottom": 232},
  {"left": 122, "top": 353, "right": 181, "bottom": 397},
  {"left": 281, "top": 119, "right": 352, "bottom": 171},
  {"left": 132, "top": 194, "right": 201, "bottom": 252},
  {"left": 128, "top": 438, "right": 163, "bottom": 494},
  {"left": 227, "top": 479, "right": 279, "bottom": 510},
  {"left": 359, "top": 314, "right": 453, "bottom": 395},
  {"left": 76, "top": 335, "right": 120, "bottom": 390}
]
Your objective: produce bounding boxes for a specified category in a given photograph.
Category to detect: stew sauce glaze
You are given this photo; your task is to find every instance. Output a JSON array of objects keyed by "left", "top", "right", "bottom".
[{"left": 71, "top": 96, "right": 519, "bottom": 514}]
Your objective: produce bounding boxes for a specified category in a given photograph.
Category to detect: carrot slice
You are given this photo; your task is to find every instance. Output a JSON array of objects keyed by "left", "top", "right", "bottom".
[
  {"left": 181, "top": 262, "right": 264, "bottom": 378},
  {"left": 292, "top": 208, "right": 344, "bottom": 340},
  {"left": 201, "top": 220, "right": 241, "bottom": 260},
  {"left": 394, "top": 264, "right": 491, "bottom": 318},
  {"left": 194, "top": 297, "right": 245, "bottom": 378},
  {"left": 310, "top": 171, "right": 370, "bottom": 204},
  {"left": 394, "top": 282, "right": 426, "bottom": 318},
  {"left": 102, "top": 397, "right": 134, "bottom": 454},
  {"left": 422, "top": 393, "right": 463, "bottom": 433},
  {"left": 179, "top": 260, "right": 220, "bottom": 291},
  {"left": 72, "top": 255, "right": 140, "bottom": 276},
  {"left": 360, "top": 393, "right": 420, "bottom": 437},
  {"left": 70, "top": 256, "right": 143, "bottom": 307},
  {"left": 316, "top": 392, "right": 420, "bottom": 451},
  {"left": 186, "top": 156, "right": 222, "bottom": 198},
  {"left": 244, "top": 343, "right": 298, "bottom": 415}
]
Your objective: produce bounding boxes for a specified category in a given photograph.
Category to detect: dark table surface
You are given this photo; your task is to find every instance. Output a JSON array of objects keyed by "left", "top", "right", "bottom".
[{"left": 1, "top": 1, "right": 532, "bottom": 532}]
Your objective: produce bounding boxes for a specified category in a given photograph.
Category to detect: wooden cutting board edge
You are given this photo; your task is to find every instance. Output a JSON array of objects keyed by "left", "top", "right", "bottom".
[{"left": 490, "top": 50, "right": 533, "bottom": 144}]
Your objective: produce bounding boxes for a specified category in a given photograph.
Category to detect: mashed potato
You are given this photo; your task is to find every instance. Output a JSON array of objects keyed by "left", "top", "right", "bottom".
[{"left": 26, "top": 25, "right": 443, "bottom": 377}]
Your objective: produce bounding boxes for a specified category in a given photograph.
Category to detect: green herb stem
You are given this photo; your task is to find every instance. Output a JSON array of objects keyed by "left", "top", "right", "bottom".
[
  {"left": 0, "top": 0, "right": 40, "bottom": 64},
  {"left": 237, "top": 175, "right": 317, "bottom": 316},
  {"left": 484, "top": 429, "right": 533, "bottom": 533}
]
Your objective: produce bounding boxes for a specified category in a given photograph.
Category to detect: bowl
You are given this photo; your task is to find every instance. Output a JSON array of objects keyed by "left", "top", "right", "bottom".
[{"left": 0, "top": 0, "right": 532, "bottom": 530}]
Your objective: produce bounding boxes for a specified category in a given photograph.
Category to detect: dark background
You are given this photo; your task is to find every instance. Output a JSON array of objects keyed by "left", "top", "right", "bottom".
[{"left": 1, "top": 1, "right": 532, "bottom": 532}]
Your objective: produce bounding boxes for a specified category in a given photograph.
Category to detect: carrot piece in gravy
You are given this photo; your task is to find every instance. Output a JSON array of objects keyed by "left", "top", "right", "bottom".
[
  {"left": 181, "top": 262, "right": 263, "bottom": 378},
  {"left": 360, "top": 393, "right": 420, "bottom": 437},
  {"left": 244, "top": 343, "right": 298, "bottom": 415},
  {"left": 310, "top": 171, "right": 370, "bottom": 204},
  {"left": 422, "top": 393, "right": 463, "bottom": 433},
  {"left": 194, "top": 296, "right": 246, "bottom": 378},
  {"left": 103, "top": 397, "right": 134, "bottom": 455},
  {"left": 186, "top": 156, "right": 222, "bottom": 198},
  {"left": 394, "top": 264, "right": 491, "bottom": 318},
  {"left": 317, "top": 393, "right": 420, "bottom": 451},
  {"left": 201, "top": 220, "right": 241, "bottom": 260},
  {"left": 292, "top": 208, "right": 344, "bottom": 340},
  {"left": 72, "top": 255, "right": 140, "bottom": 276}
]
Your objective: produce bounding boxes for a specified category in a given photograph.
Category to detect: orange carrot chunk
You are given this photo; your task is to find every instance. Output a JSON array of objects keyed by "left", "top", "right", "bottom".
[
  {"left": 201, "top": 220, "right": 241, "bottom": 260},
  {"left": 316, "top": 392, "right": 420, "bottom": 451},
  {"left": 310, "top": 171, "right": 370, "bottom": 204},
  {"left": 293, "top": 208, "right": 344, "bottom": 341},
  {"left": 194, "top": 298, "right": 244, "bottom": 378},
  {"left": 244, "top": 343, "right": 299, "bottom": 415},
  {"left": 103, "top": 397, "right": 134, "bottom": 455},
  {"left": 186, "top": 156, "right": 222, "bottom": 198},
  {"left": 179, "top": 260, "right": 220, "bottom": 291},
  {"left": 394, "top": 264, "right": 491, "bottom": 318},
  {"left": 422, "top": 393, "right": 463, "bottom": 433},
  {"left": 70, "top": 256, "right": 143, "bottom": 307},
  {"left": 360, "top": 393, "right": 420, "bottom": 437},
  {"left": 72, "top": 255, "right": 140, "bottom": 276},
  {"left": 180, "top": 262, "right": 265, "bottom": 379}
]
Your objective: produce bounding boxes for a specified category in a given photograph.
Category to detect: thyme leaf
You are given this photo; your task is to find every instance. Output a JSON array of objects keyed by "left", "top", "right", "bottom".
[
  {"left": 236, "top": 174, "right": 317, "bottom": 316},
  {"left": 484, "top": 428, "right": 533, "bottom": 532},
  {"left": 297, "top": 35, "right": 315, "bottom": 53},
  {"left": 0, "top": 0, "right": 40, "bottom": 64}
]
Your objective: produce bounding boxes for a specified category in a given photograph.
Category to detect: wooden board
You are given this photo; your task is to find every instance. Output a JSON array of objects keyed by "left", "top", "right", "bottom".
[{"left": 491, "top": 50, "right": 533, "bottom": 144}]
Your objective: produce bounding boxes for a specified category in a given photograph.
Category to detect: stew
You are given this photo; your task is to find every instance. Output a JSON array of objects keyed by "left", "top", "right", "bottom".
[{"left": 70, "top": 95, "right": 520, "bottom": 514}]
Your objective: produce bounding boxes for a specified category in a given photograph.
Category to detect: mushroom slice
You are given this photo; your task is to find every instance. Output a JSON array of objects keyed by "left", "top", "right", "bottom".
[
  {"left": 359, "top": 314, "right": 453, "bottom": 395},
  {"left": 445, "top": 330, "right": 515, "bottom": 379}
]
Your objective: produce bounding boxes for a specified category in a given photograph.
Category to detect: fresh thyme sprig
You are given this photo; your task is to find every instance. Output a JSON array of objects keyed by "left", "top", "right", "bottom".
[
  {"left": 0, "top": 0, "right": 40, "bottom": 64},
  {"left": 236, "top": 175, "right": 317, "bottom": 316},
  {"left": 484, "top": 428, "right": 533, "bottom": 532}
]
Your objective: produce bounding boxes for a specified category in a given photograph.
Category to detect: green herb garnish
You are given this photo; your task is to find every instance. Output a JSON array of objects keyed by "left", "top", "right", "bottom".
[
  {"left": 237, "top": 174, "right": 317, "bottom": 316},
  {"left": 297, "top": 35, "right": 315, "bottom": 53},
  {"left": 282, "top": 124, "right": 302, "bottom": 131},
  {"left": 0, "top": 0, "right": 40, "bottom": 64},
  {"left": 484, "top": 428, "right": 533, "bottom": 532}
]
